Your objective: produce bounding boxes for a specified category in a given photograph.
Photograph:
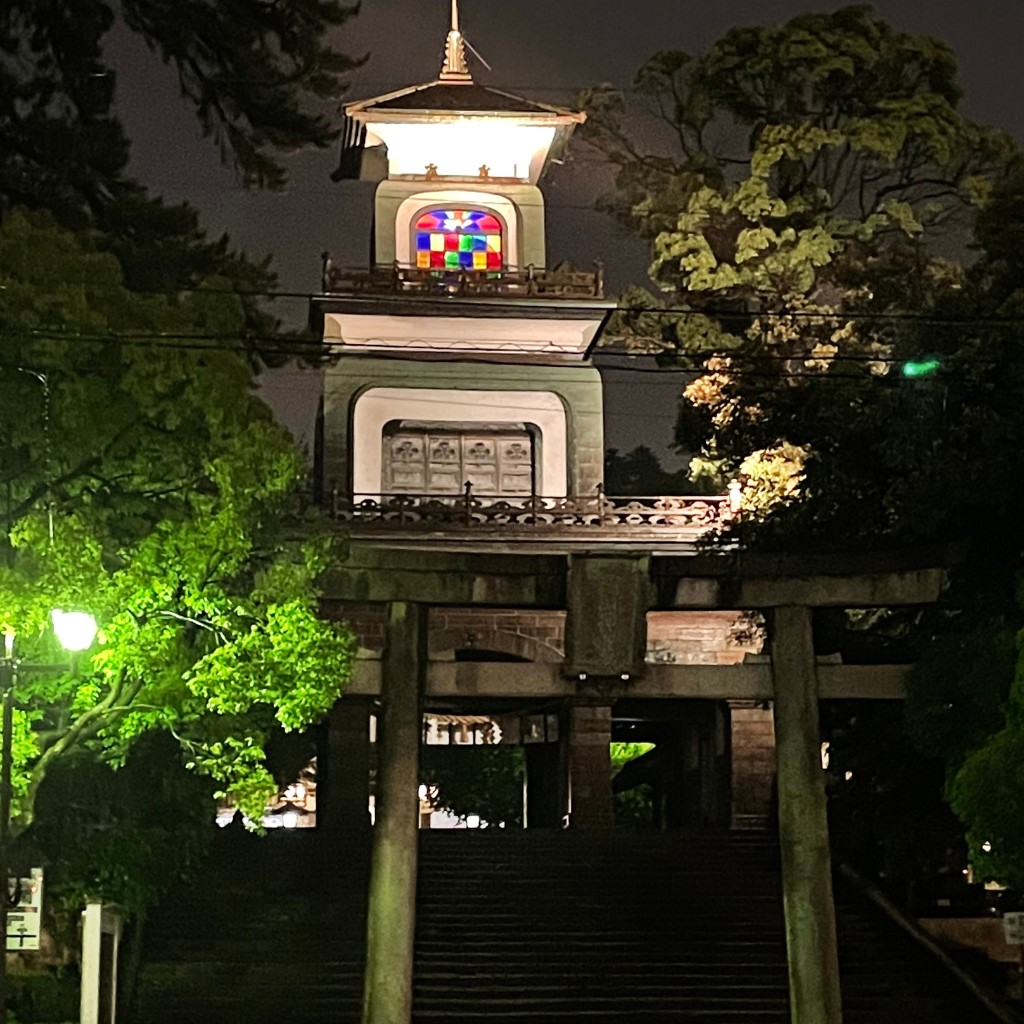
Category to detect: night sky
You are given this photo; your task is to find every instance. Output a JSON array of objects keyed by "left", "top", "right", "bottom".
[{"left": 107, "top": 1, "right": 1024, "bottom": 460}]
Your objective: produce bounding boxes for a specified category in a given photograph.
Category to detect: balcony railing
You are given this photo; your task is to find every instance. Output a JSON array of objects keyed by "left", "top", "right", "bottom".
[
  {"left": 320, "top": 260, "right": 605, "bottom": 301},
  {"left": 331, "top": 487, "right": 732, "bottom": 541}
]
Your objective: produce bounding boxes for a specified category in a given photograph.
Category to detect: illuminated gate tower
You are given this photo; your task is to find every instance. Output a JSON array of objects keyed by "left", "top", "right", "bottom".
[{"left": 317, "top": 0, "right": 611, "bottom": 508}]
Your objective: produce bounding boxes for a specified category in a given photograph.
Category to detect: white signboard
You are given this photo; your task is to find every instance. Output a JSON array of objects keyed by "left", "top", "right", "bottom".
[
  {"left": 7, "top": 868, "right": 44, "bottom": 951},
  {"left": 1002, "top": 911, "right": 1024, "bottom": 945}
]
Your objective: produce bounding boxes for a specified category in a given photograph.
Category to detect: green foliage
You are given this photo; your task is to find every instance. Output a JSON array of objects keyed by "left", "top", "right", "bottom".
[
  {"left": 0, "top": 0, "right": 361, "bottom": 362},
  {"left": 587, "top": 8, "right": 1024, "bottom": 888},
  {"left": 905, "top": 628, "right": 1016, "bottom": 770},
  {"left": 881, "top": 164, "right": 1024, "bottom": 885},
  {"left": 7, "top": 970, "right": 78, "bottom": 1024},
  {"left": 909, "top": 619, "right": 1024, "bottom": 888},
  {"left": 421, "top": 745, "right": 524, "bottom": 828},
  {"left": 731, "top": 443, "right": 806, "bottom": 520},
  {"left": 947, "top": 723, "right": 1024, "bottom": 888},
  {"left": 580, "top": 6, "right": 1017, "bottom": 550},
  {"left": 0, "top": 0, "right": 361, "bottom": 201},
  {"left": 0, "top": 212, "right": 355, "bottom": 845},
  {"left": 30, "top": 734, "right": 215, "bottom": 917},
  {"left": 610, "top": 742, "right": 655, "bottom": 771},
  {"left": 611, "top": 742, "right": 654, "bottom": 826},
  {"left": 604, "top": 447, "right": 695, "bottom": 496}
]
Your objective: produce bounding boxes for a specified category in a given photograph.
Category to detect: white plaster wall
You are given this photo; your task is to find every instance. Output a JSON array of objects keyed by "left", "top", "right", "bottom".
[
  {"left": 322, "top": 312, "right": 605, "bottom": 357},
  {"left": 394, "top": 189, "right": 520, "bottom": 268},
  {"left": 352, "top": 387, "right": 567, "bottom": 496},
  {"left": 365, "top": 121, "right": 557, "bottom": 182}
]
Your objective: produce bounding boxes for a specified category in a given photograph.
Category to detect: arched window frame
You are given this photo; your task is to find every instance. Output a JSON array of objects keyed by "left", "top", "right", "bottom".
[{"left": 411, "top": 204, "right": 508, "bottom": 272}]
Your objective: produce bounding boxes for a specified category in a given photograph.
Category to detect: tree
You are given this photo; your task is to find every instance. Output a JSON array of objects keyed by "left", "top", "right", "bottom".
[
  {"left": 0, "top": 210, "right": 355, "bottom": 845},
  {"left": 581, "top": 6, "right": 1015, "bottom": 547},
  {"left": 0, "top": 0, "right": 360, "bottom": 203},
  {"left": 604, "top": 446, "right": 696, "bottom": 496},
  {"left": 421, "top": 746, "right": 524, "bottom": 828},
  {"left": 897, "top": 162, "right": 1024, "bottom": 888},
  {"left": 30, "top": 734, "right": 216, "bottom": 919},
  {"left": 585, "top": 7, "right": 1024, "bottom": 890},
  {"left": 0, "top": 0, "right": 362, "bottom": 341}
]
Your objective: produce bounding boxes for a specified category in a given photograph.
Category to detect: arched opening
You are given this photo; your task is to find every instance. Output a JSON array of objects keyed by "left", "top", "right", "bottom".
[
  {"left": 453, "top": 648, "right": 530, "bottom": 662},
  {"left": 352, "top": 388, "right": 569, "bottom": 498}
]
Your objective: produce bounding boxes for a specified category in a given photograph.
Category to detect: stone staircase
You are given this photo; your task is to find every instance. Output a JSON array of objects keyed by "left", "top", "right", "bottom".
[
  {"left": 129, "top": 828, "right": 1007, "bottom": 1023},
  {"left": 130, "top": 830, "right": 369, "bottom": 1024}
]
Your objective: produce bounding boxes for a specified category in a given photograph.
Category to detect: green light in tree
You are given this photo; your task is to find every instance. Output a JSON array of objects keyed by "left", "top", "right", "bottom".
[{"left": 902, "top": 358, "right": 941, "bottom": 378}]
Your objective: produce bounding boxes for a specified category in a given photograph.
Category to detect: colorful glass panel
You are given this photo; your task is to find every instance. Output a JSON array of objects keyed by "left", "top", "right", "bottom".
[{"left": 413, "top": 209, "right": 504, "bottom": 271}]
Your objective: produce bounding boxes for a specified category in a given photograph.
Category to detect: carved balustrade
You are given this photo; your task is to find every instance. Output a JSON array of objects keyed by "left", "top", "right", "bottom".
[
  {"left": 320, "top": 261, "right": 605, "bottom": 300},
  {"left": 331, "top": 488, "right": 732, "bottom": 540}
]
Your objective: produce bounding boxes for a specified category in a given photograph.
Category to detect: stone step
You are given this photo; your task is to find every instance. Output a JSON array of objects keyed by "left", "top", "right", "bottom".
[{"left": 130, "top": 830, "right": 1005, "bottom": 1024}]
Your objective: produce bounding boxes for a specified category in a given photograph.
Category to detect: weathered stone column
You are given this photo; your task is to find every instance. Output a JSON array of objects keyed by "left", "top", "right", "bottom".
[
  {"left": 770, "top": 606, "right": 842, "bottom": 1024},
  {"left": 524, "top": 733, "right": 568, "bottom": 828},
  {"left": 568, "top": 702, "right": 613, "bottom": 828},
  {"left": 319, "top": 696, "right": 372, "bottom": 836},
  {"left": 363, "top": 602, "right": 426, "bottom": 1024}
]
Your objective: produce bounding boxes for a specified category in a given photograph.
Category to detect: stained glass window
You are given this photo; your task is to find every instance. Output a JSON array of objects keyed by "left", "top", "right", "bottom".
[{"left": 413, "top": 208, "right": 504, "bottom": 271}]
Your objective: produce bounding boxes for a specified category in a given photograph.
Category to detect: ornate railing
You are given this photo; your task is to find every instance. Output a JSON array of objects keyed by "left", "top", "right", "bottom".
[
  {"left": 320, "top": 260, "right": 605, "bottom": 300},
  {"left": 331, "top": 487, "right": 732, "bottom": 538}
]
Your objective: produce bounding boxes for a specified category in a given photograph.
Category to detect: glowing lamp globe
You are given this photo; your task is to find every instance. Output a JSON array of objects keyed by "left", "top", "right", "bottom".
[{"left": 50, "top": 610, "right": 98, "bottom": 652}]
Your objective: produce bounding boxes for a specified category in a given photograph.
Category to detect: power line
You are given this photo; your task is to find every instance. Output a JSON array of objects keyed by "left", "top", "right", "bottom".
[
  {"left": 9, "top": 279, "right": 1024, "bottom": 329},
  {"left": 4, "top": 332, "right": 1021, "bottom": 391},
  {"left": 0, "top": 327, "right": 988, "bottom": 358}
]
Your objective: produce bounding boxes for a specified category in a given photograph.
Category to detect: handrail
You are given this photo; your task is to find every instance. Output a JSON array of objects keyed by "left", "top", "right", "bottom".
[
  {"left": 319, "top": 260, "right": 606, "bottom": 300},
  {"left": 838, "top": 863, "right": 1020, "bottom": 1024}
]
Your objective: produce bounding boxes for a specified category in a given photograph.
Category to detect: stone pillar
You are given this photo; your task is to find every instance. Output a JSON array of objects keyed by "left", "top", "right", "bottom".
[
  {"left": 363, "top": 602, "right": 426, "bottom": 1024},
  {"left": 770, "top": 606, "right": 842, "bottom": 1024},
  {"left": 568, "top": 702, "right": 613, "bottom": 828},
  {"left": 729, "top": 700, "right": 777, "bottom": 830},
  {"left": 562, "top": 554, "right": 647, "bottom": 831},
  {"left": 524, "top": 719, "right": 568, "bottom": 828},
  {"left": 319, "top": 696, "right": 373, "bottom": 835}
]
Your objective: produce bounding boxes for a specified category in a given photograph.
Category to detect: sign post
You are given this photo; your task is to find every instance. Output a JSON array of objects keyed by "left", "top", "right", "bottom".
[
  {"left": 80, "top": 901, "right": 123, "bottom": 1024},
  {"left": 6, "top": 868, "right": 43, "bottom": 952}
]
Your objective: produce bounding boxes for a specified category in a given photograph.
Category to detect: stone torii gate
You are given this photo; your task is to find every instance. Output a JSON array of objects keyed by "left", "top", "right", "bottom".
[{"left": 327, "top": 546, "right": 946, "bottom": 1024}]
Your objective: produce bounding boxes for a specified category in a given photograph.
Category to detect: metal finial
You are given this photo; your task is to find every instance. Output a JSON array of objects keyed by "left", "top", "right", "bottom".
[{"left": 440, "top": 0, "right": 472, "bottom": 82}]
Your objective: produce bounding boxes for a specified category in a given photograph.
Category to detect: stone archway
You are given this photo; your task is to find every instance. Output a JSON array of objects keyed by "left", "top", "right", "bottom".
[{"left": 428, "top": 627, "right": 562, "bottom": 664}]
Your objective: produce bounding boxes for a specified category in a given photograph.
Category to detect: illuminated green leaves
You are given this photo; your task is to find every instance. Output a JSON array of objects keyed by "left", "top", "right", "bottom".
[{"left": 0, "top": 213, "right": 355, "bottom": 839}]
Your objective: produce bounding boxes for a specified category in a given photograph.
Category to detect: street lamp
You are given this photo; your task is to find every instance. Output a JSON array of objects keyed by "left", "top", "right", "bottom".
[
  {"left": 0, "top": 610, "right": 97, "bottom": 1019},
  {"left": 50, "top": 610, "right": 99, "bottom": 652}
]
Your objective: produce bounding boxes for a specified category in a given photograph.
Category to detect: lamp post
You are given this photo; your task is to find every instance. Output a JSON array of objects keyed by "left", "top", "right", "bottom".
[{"left": 0, "top": 610, "right": 97, "bottom": 1020}]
